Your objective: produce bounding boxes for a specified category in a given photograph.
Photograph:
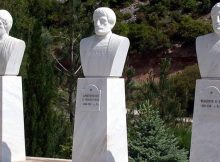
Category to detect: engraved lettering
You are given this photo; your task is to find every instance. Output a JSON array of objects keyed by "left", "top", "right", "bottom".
[{"left": 80, "top": 84, "right": 101, "bottom": 111}]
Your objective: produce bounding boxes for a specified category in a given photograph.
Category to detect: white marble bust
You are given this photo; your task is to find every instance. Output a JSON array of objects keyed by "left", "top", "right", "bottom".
[
  {"left": 80, "top": 7, "right": 130, "bottom": 77},
  {"left": 0, "top": 10, "right": 25, "bottom": 76},
  {"left": 196, "top": 3, "right": 220, "bottom": 78}
]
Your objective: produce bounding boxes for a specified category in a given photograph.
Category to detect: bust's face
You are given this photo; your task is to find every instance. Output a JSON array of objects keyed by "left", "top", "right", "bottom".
[
  {"left": 0, "top": 17, "right": 7, "bottom": 37},
  {"left": 211, "top": 4, "right": 220, "bottom": 35},
  {"left": 94, "top": 14, "right": 112, "bottom": 36},
  {"left": 212, "top": 13, "right": 220, "bottom": 35}
]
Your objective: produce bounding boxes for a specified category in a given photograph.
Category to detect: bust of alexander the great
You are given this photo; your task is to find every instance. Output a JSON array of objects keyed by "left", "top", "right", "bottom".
[
  {"left": 0, "top": 10, "right": 25, "bottom": 76},
  {"left": 196, "top": 3, "right": 220, "bottom": 78},
  {"left": 80, "top": 7, "right": 130, "bottom": 77}
]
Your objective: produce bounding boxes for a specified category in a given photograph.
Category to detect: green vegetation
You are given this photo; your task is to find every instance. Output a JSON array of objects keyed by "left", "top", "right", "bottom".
[
  {"left": 171, "top": 123, "right": 192, "bottom": 151},
  {"left": 0, "top": 0, "right": 215, "bottom": 160},
  {"left": 24, "top": 20, "right": 72, "bottom": 157},
  {"left": 127, "top": 59, "right": 183, "bottom": 121},
  {"left": 171, "top": 64, "right": 200, "bottom": 115},
  {"left": 128, "top": 101, "right": 188, "bottom": 162},
  {"left": 126, "top": 59, "right": 198, "bottom": 159},
  {"left": 112, "top": 0, "right": 213, "bottom": 54}
]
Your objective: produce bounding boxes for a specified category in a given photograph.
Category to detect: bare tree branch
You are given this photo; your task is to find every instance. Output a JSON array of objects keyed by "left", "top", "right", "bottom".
[
  {"left": 51, "top": 53, "right": 70, "bottom": 73},
  {"left": 74, "top": 65, "right": 82, "bottom": 75},
  {"left": 71, "top": 34, "right": 81, "bottom": 64},
  {"left": 51, "top": 35, "right": 71, "bottom": 41}
]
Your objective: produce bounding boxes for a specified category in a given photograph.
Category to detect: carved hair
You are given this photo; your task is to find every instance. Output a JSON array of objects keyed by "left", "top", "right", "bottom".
[
  {"left": 93, "top": 7, "right": 116, "bottom": 28},
  {"left": 211, "top": 3, "right": 220, "bottom": 17},
  {"left": 0, "top": 10, "right": 13, "bottom": 34}
]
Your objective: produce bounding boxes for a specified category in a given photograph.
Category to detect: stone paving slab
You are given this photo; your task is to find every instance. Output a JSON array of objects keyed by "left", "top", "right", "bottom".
[{"left": 21, "top": 157, "right": 71, "bottom": 162}]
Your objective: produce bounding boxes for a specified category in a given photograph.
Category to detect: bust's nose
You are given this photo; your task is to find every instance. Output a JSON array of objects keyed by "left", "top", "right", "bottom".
[
  {"left": 217, "top": 16, "right": 220, "bottom": 23},
  {"left": 95, "top": 20, "right": 101, "bottom": 26}
]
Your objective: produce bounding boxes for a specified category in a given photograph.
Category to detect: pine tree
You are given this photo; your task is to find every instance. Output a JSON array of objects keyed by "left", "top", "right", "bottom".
[{"left": 128, "top": 101, "right": 188, "bottom": 162}]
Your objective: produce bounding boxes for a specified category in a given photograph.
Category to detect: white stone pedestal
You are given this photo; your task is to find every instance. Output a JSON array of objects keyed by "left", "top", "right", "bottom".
[
  {"left": 72, "top": 78, "right": 128, "bottom": 162},
  {"left": 0, "top": 76, "right": 26, "bottom": 162},
  {"left": 190, "top": 79, "right": 220, "bottom": 162}
]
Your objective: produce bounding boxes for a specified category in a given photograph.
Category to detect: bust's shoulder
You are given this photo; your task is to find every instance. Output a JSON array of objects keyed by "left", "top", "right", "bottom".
[
  {"left": 7, "top": 36, "right": 26, "bottom": 47},
  {"left": 80, "top": 35, "right": 95, "bottom": 46},
  {"left": 196, "top": 33, "right": 215, "bottom": 44},
  {"left": 112, "top": 33, "right": 129, "bottom": 42},
  {"left": 111, "top": 34, "right": 130, "bottom": 48},
  {"left": 111, "top": 33, "right": 130, "bottom": 48}
]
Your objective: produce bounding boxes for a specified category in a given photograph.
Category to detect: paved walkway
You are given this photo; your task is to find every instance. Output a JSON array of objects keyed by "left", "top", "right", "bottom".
[{"left": 23, "top": 157, "right": 71, "bottom": 162}]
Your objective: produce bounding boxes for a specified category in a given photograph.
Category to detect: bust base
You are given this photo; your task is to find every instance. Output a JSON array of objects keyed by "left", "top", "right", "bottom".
[
  {"left": 0, "top": 76, "right": 25, "bottom": 162},
  {"left": 72, "top": 78, "right": 128, "bottom": 162},
  {"left": 190, "top": 79, "right": 220, "bottom": 162}
]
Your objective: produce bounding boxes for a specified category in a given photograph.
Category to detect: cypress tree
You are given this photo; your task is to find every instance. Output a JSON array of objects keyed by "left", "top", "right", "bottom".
[{"left": 24, "top": 20, "right": 65, "bottom": 157}]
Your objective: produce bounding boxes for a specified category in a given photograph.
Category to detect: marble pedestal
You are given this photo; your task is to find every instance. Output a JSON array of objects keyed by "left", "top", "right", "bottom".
[
  {"left": 72, "top": 78, "right": 128, "bottom": 162},
  {"left": 0, "top": 76, "right": 26, "bottom": 162},
  {"left": 190, "top": 79, "right": 220, "bottom": 162}
]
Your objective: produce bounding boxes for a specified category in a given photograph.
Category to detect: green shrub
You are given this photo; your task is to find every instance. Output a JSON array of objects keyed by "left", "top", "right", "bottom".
[
  {"left": 128, "top": 101, "right": 188, "bottom": 162},
  {"left": 108, "top": 0, "right": 133, "bottom": 8},
  {"left": 128, "top": 24, "right": 170, "bottom": 54},
  {"left": 59, "top": 136, "right": 72, "bottom": 158},
  {"left": 170, "top": 64, "right": 200, "bottom": 115},
  {"left": 136, "top": 11, "right": 147, "bottom": 23},
  {"left": 123, "top": 12, "right": 132, "bottom": 20},
  {"left": 178, "top": 16, "right": 212, "bottom": 43},
  {"left": 126, "top": 58, "right": 183, "bottom": 121},
  {"left": 181, "top": 0, "right": 198, "bottom": 12},
  {"left": 114, "top": 9, "right": 124, "bottom": 22},
  {"left": 197, "top": 0, "right": 211, "bottom": 14},
  {"left": 171, "top": 123, "right": 192, "bottom": 152},
  {"left": 114, "top": 23, "right": 130, "bottom": 37}
]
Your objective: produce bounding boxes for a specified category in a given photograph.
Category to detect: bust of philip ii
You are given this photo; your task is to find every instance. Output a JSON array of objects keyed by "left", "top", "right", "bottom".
[
  {"left": 80, "top": 7, "right": 130, "bottom": 77},
  {"left": 0, "top": 10, "right": 25, "bottom": 76},
  {"left": 196, "top": 3, "right": 220, "bottom": 78}
]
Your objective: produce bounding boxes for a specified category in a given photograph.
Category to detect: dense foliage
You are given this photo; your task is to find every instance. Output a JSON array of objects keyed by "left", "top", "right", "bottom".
[
  {"left": 113, "top": 0, "right": 213, "bottom": 54},
  {"left": 128, "top": 101, "right": 188, "bottom": 162},
  {"left": 171, "top": 65, "right": 200, "bottom": 115},
  {"left": 127, "top": 59, "right": 184, "bottom": 121}
]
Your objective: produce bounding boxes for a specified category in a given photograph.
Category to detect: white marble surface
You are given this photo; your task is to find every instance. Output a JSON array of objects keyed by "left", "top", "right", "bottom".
[
  {"left": 80, "top": 7, "right": 130, "bottom": 77},
  {"left": 191, "top": 4, "right": 220, "bottom": 161},
  {"left": 25, "top": 157, "right": 71, "bottom": 162},
  {"left": 190, "top": 79, "right": 220, "bottom": 162},
  {"left": 211, "top": 3, "right": 220, "bottom": 35},
  {"left": 0, "top": 76, "right": 26, "bottom": 162},
  {"left": 72, "top": 78, "right": 128, "bottom": 162},
  {"left": 196, "top": 33, "right": 220, "bottom": 78},
  {"left": 0, "top": 10, "right": 25, "bottom": 76},
  {"left": 196, "top": 3, "right": 220, "bottom": 78}
]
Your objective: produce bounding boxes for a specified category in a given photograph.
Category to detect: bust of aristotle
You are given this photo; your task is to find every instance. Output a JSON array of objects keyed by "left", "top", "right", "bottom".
[
  {"left": 196, "top": 3, "right": 220, "bottom": 78},
  {"left": 0, "top": 10, "right": 25, "bottom": 76},
  {"left": 80, "top": 7, "right": 130, "bottom": 77}
]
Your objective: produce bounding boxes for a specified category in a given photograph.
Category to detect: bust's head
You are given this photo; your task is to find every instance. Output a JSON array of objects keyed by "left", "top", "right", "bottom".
[
  {"left": 211, "top": 3, "right": 220, "bottom": 35},
  {"left": 0, "top": 10, "right": 13, "bottom": 35},
  {"left": 93, "top": 7, "right": 116, "bottom": 36}
]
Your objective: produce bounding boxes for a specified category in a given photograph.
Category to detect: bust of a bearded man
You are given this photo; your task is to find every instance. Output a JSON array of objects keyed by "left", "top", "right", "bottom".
[
  {"left": 196, "top": 3, "right": 220, "bottom": 78},
  {"left": 0, "top": 10, "right": 25, "bottom": 76},
  {"left": 80, "top": 7, "right": 130, "bottom": 77}
]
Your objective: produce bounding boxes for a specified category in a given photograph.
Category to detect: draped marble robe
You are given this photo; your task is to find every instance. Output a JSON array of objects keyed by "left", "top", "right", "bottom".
[{"left": 0, "top": 35, "right": 25, "bottom": 75}]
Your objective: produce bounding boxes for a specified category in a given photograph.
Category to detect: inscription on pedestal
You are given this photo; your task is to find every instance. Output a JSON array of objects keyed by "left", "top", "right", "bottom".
[
  {"left": 80, "top": 84, "right": 101, "bottom": 111},
  {"left": 199, "top": 86, "right": 220, "bottom": 109}
]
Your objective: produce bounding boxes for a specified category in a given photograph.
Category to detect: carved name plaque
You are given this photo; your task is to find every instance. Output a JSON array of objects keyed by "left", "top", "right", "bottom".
[
  {"left": 80, "top": 84, "right": 101, "bottom": 111},
  {"left": 198, "top": 86, "right": 220, "bottom": 110}
]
